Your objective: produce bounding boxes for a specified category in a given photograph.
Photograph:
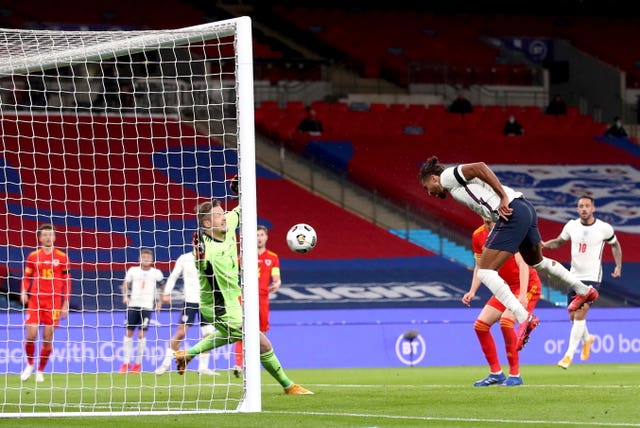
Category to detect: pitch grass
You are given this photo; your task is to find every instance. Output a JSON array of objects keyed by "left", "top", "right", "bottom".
[{"left": 2, "top": 364, "right": 640, "bottom": 427}]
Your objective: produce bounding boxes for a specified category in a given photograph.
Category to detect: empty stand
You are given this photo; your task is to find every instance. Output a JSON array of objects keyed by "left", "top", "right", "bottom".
[
  {"left": 1, "top": 111, "right": 440, "bottom": 310},
  {"left": 272, "top": 6, "right": 539, "bottom": 87},
  {"left": 255, "top": 99, "right": 640, "bottom": 245}
]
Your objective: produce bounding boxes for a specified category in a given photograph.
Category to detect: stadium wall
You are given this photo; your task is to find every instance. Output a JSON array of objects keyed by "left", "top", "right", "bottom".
[{"left": 2, "top": 308, "right": 640, "bottom": 372}]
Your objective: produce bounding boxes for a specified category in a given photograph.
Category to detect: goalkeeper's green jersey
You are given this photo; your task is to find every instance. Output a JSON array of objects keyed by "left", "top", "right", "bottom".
[{"left": 195, "top": 206, "right": 242, "bottom": 323}]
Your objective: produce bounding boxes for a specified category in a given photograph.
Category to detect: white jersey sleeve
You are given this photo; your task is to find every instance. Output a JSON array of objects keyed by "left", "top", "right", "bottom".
[
  {"left": 164, "top": 252, "right": 200, "bottom": 303},
  {"left": 441, "top": 165, "right": 523, "bottom": 222},
  {"left": 154, "top": 268, "right": 164, "bottom": 284},
  {"left": 163, "top": 255, "right": 185, "bottom": 296}
]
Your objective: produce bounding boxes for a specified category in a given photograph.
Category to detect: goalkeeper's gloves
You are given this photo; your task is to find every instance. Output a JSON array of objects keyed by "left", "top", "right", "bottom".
[
  {"left": 229, "top": 174, "right": 239, "bottom": 196},
  {"left": 193, "top": 230, "right": 206, "bottom": 261}
]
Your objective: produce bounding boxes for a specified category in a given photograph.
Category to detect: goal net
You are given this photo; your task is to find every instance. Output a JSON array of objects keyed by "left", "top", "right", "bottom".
[{"left": 0, "top": 17, "right": 261, "bottom": 415}]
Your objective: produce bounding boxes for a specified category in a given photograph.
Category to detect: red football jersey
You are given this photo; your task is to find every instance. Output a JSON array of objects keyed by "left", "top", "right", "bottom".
[
  {"left": 472, "top": 224, "right": 540, "bottom": 290},
  {"left": 21, "top": 248, "right": 71, "bottom": 309},
  {"left": 257, "top": 249, "right": 280, "bottom": 297}
]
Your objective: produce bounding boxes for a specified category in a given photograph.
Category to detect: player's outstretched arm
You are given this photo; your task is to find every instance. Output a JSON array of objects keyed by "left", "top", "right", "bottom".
[{"left": 541, "top": 235, "right": 567, "bottom": 250}]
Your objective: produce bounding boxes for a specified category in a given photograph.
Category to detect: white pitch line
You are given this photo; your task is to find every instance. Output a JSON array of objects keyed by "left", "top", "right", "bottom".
[
  {"left": 263, "top": 410, "right": 640, "bottom": 427},
  {"left": 294, "top": 383, "right": 640, "bottom": 389}
]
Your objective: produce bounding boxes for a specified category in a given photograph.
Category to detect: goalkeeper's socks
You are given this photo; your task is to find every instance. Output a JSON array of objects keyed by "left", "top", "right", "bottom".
[{"left": 260, "top": 349, "right": 292, "bottom": 388}]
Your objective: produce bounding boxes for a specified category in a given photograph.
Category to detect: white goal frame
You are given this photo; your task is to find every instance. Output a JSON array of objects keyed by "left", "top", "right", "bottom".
[{"left": 0, "top": 16, "right": 260, "bottom": 415}]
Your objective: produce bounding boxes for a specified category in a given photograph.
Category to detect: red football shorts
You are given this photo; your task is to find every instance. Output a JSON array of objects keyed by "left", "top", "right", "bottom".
[{"left": 25, "top": 308, "right": 61, "bottom": 327}]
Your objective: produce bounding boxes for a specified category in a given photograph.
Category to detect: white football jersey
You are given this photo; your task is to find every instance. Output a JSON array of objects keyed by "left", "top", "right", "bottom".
[
  {"left": 441, "top": 165, "right": 523, "bottom": 222},
  {"left": 163, "top": 252, "right": 200, "bottom": 304},
  {"left": 125, "top": 266, "right": 165, "bottom": 309},
  {"left": 560, "top": 218, "right": 617, "bottom": 282}
]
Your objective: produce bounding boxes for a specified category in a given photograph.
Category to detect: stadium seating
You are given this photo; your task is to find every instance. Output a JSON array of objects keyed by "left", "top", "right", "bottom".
[
  {"left": 255, "top": 100, "right": 640, "bottom": 303},
  {"left": 0, "top": 112, "right": 453, "bottom": 310},
  {"left": 270, "top": 6, "right": 640, "bottom": 87}
]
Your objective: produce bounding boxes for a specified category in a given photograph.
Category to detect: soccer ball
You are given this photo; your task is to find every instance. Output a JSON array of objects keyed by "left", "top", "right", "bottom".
[{"left": 286, "top": 223, "right": 317, "bottom": 254}]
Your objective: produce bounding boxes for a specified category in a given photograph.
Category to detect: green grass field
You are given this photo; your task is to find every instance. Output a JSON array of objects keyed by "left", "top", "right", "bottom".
[{"left": 2, "top": 364, "right": 640, "bottom": 427}]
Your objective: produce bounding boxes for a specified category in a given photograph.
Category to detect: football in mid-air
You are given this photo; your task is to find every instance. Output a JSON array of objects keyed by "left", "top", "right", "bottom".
[{"left": 286, "top": 223, "right": 317, "bottom": 254}]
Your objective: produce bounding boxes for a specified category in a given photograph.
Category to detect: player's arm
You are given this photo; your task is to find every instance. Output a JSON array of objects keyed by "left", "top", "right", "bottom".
[
  {"left": 463, "top": 246, "right": 484, "bottom": 306},
  {"left": 163, "top": 258, "right": 183, "bottom": 304},
  {"left": 270, "top": 269, "right": 281, "bottom": 293},
  {"left": 462, "top": 263, "right": 483, "bottom": 307},
  {"left": 463, "top": 230, "right": 485, "bottom": 307},
  {"left": 610, "top": 238, "right": 622, "bottom": 278},
  {"left": 269, "top": 254, "right": 281, "bottom": 293},
  {"left": 60, "top": 260, "right": 71, "bottom": 319},
  {"left": 514, "top": 252, "right": 530, "bottom": 304},
  {"left": 121, "top": 276, "right": 130, "bottom": 306},
  {"left": 541, "top": 234, "right": 568, "bottom": 250},
  {"left": 155, "top": 271, "right": 166, "bottom": 311},
  {"left": 20, "top": 258, "right": 34, "bottom": 306},
  {"left": 459, "top": 162, "right": 511, "bottom": 220}
]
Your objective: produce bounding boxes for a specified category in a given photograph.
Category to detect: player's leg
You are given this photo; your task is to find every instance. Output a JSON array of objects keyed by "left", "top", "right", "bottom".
[
  {"left": 479, "top": 202, "right": 539, "bottom": 321},
  {"left": 499, "top": 313, "right": 522, "bottom": 386},
  {"left": 233, "top": 340, "right": 243, "bottom": 377},
  {"left": 579, "top": 304, "right": 595, "bottom": 361},
  {"left": 559, "top": 302, "right": 591, "bottom": 368},
  {"left": 258, "top": 332, "right": 313, "bottom": 394},
  {"left": 35, "top": 322, "right": 55, "bottom": 383},
  {"left": 477, "top": 248, "right": 529, "bottom": 322},
  {"left": 119, "top": 309, "right": 138, "bottom": 373},
  {"left": 21, "top": 312, "right": 39, "bottom": 381},
  {"left": 198, "top": 323, "right": 218, "bottom": 375},
  {"left": 156, "top": 304, "right": 193, "bottom": 375},
  {"left": 530, "top": 256, "right": 596, "bottom": 310},
  {"left": 234, "top": 300, "right": 269, "bottom": 378},
  {"left": 578, "top": 282, "right": 598, "bottom": 361},
  {"left": 473, "top": 302, "right": 506, "bottom": 386},
  {"left": 131, "top": 311, "right": 150, "bottom": 373},
  {"left": 516, "top": 283, "right": 542, "bottom": 343},
  {"left": 487, "top": 201, "right": 543, "bottom": 350},
  {"left": 175, "top": 316, "right": 238, "bottom": 374},
  {"left": 477, "top": 208, "right": 533, "bottom": 325}
]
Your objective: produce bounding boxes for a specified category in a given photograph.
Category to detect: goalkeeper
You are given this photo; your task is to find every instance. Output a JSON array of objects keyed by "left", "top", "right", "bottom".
[{"left": 175, "top": 199, "right": 313, "bottom": 395}]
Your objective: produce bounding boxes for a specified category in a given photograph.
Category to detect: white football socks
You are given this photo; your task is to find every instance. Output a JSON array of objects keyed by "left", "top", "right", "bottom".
[
  {"left": 199, "top": 351, "right": 211, "bottom": 371},
  {"left": 163, "top": 348, "right": 174, "bottom": 366},
  {"left": 477, "top": 269, "right": 529, "bottom": 323},
  {"left": 565, "top": 319, "right": 586, "bottom": 358},
  {"left": 122, "top": 336, "right": 133, "bottom": 363},
  {"left": 533, "top": 257, "right": 590, "bottom": 295},
  {"left": 582, "top": 321, "right": 591, "bottom": 342},
  {"left": 136, "top": 338, "right": 146, "bottom": 364}
]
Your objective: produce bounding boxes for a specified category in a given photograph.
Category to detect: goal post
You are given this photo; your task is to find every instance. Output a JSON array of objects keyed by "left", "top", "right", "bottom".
[{"left": 0, "top": 16, "right": 261, "bottom": 415}]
